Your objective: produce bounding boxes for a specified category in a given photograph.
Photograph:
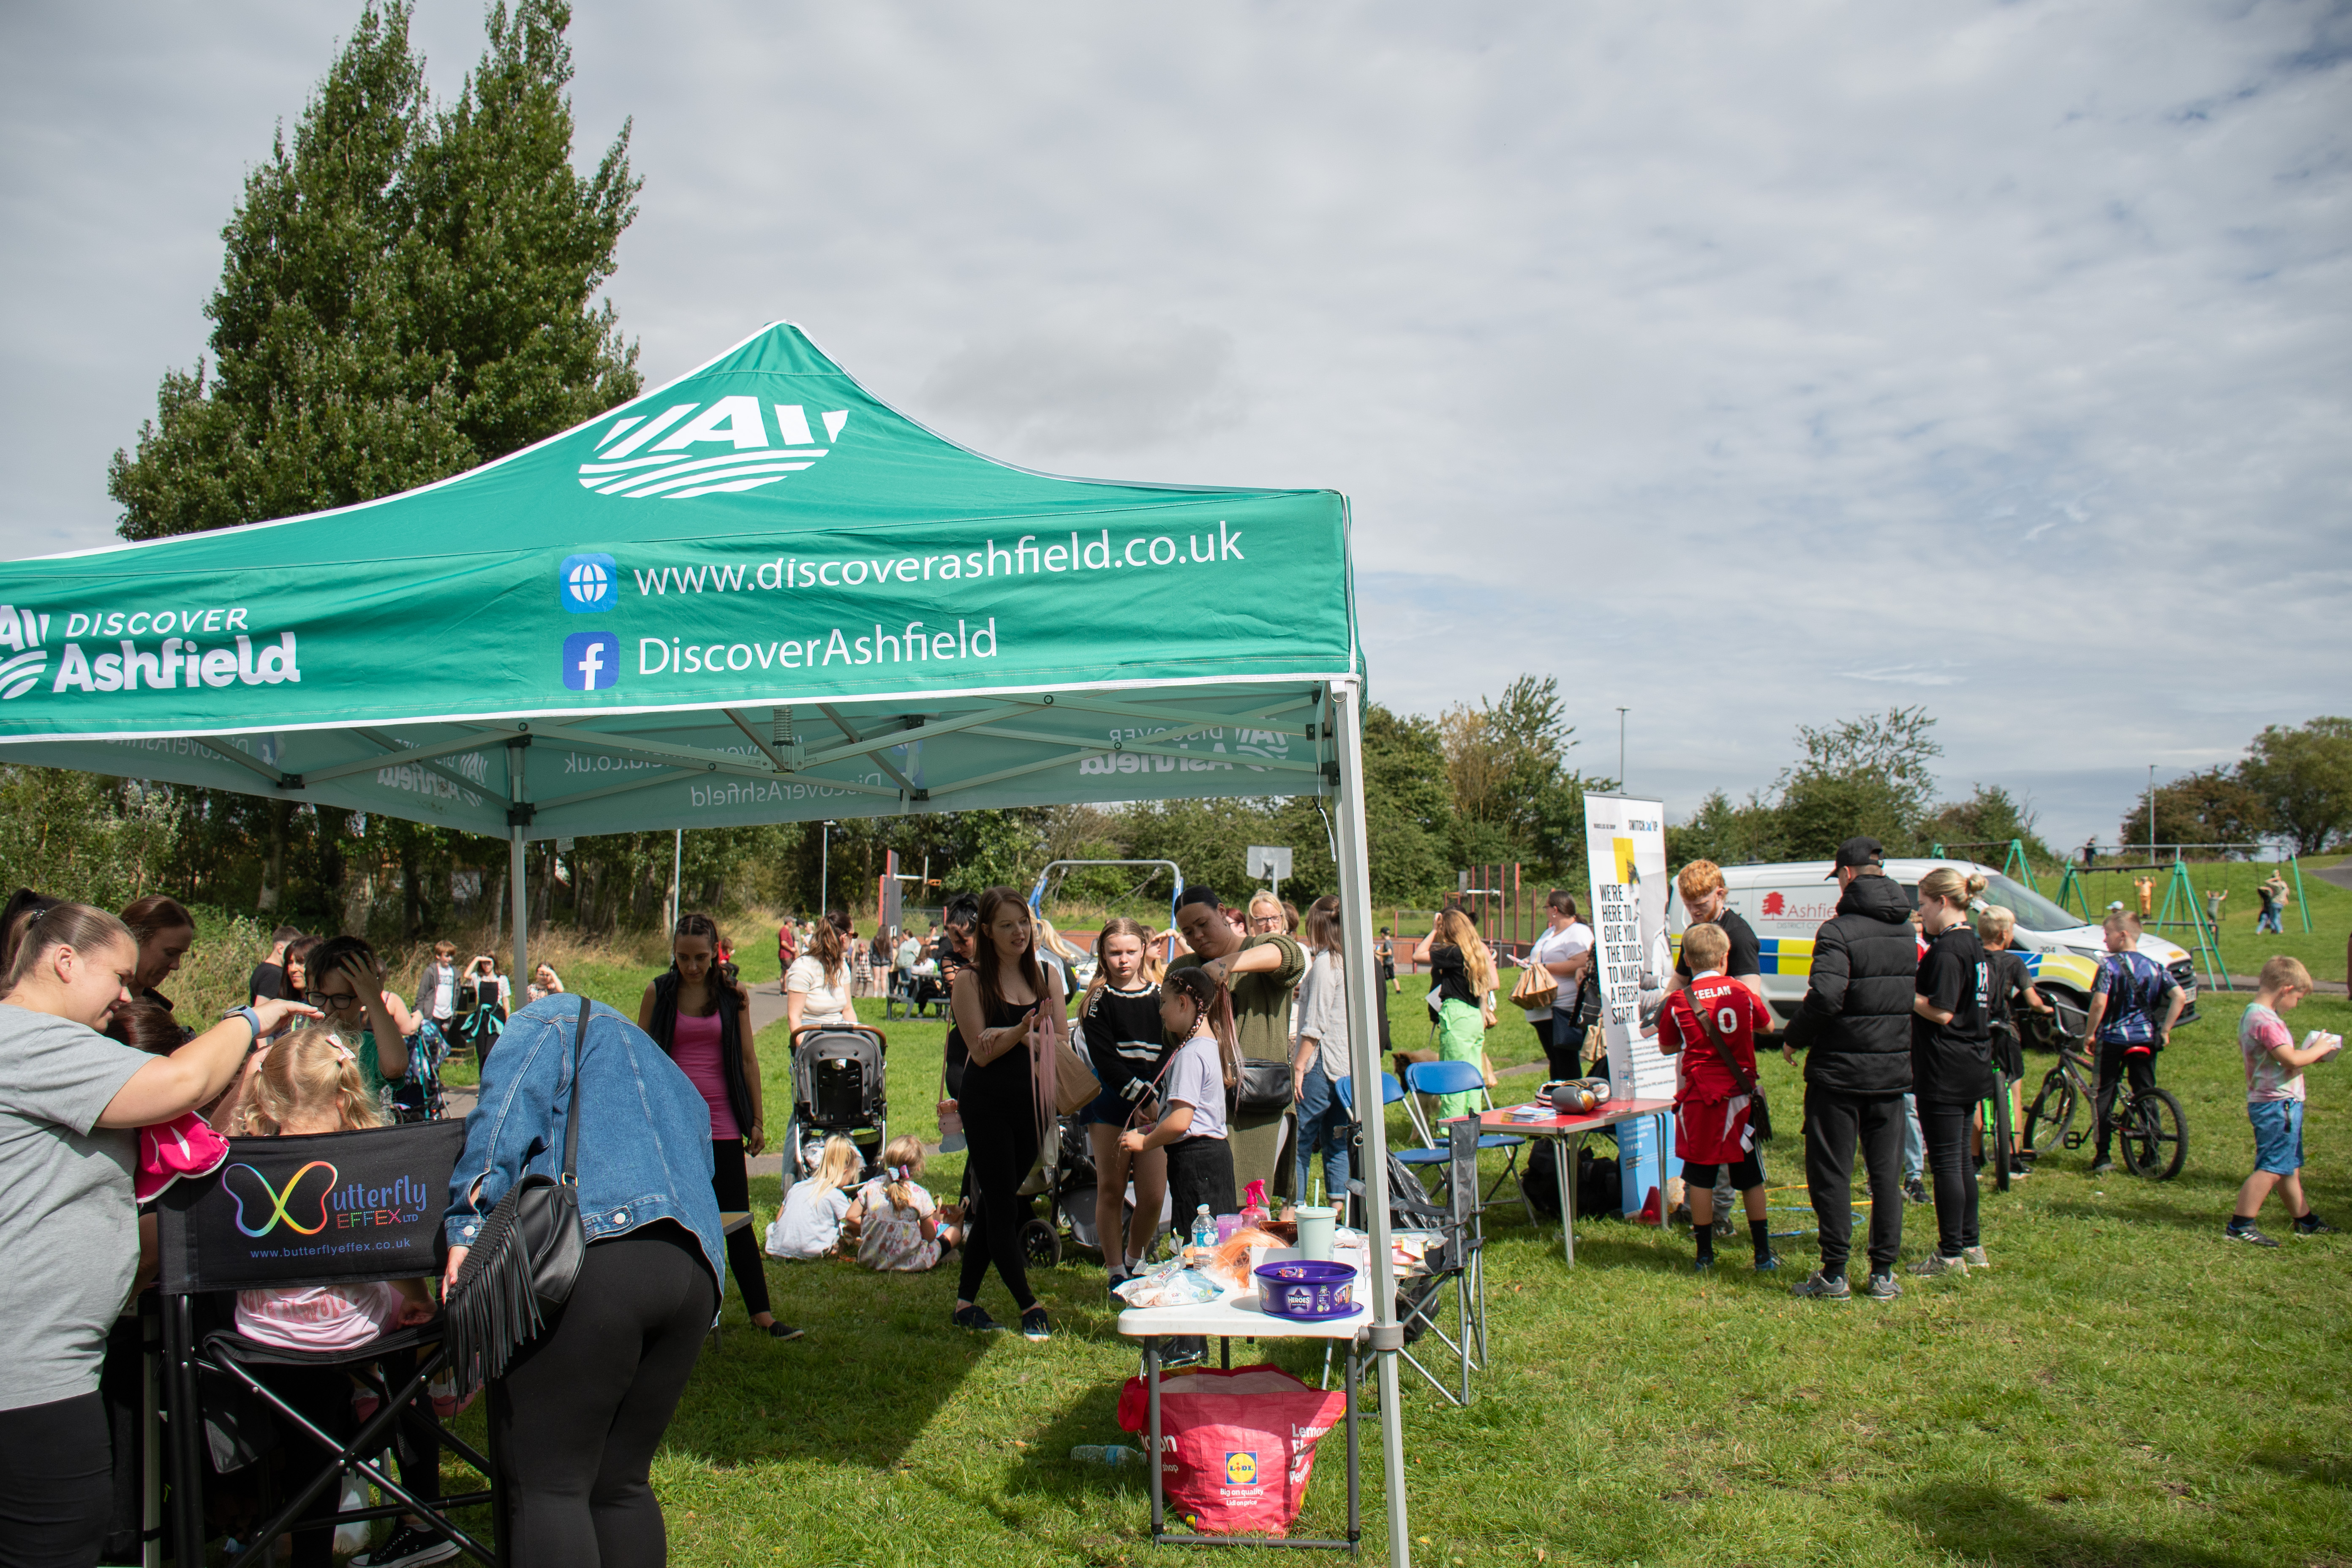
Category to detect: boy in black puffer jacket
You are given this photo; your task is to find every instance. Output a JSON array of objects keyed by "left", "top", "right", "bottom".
[{"left": 1781, "top": 837, "right": 1918, "bottom": 1300}]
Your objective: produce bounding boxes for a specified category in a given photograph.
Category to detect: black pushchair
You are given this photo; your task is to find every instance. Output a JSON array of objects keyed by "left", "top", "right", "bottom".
[
  {"left": 786, "top": 1023, "right": 888, "bottom": 1180},
  {"left": 1014, "top": 1112, "right": 1174, "bottom": 1269}
]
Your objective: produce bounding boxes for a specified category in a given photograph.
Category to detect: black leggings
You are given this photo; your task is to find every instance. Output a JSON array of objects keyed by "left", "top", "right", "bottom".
[
  {"left": 1167, "top": 1136, "right": 1237, "bottom": 1228},
  {"left": 491, "top": 1223, "right": 717, "bottom": 1568},
  {"left": 710, "top": 1138, "right": 772, "bottom": 1319},
  {"left": 0, "top": 1392, "right": 112, "bottom": 1568},
  {"left": 957, "top": 1101, "right": 1041, "bottom": 1312},
  {"left": 1918, "top": 1100, "right": 1981, "bottom": 1257}
]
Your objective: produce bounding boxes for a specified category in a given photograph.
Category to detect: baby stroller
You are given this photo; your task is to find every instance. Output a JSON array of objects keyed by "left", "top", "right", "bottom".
[
  {"left": 787, "top": 1023, "right": 888, "bottom": 1180},
  {"left": 388, "top": 1017, "right": 449, "bottom": 1123},
  {"left": 1014, "top": 1112, "right": 1174, "bottom": 1269}
]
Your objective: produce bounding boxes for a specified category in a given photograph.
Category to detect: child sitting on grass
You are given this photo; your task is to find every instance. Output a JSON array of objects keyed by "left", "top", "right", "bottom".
[
  {"left": 766, "top": 1135, "right": 866, "bottom": 1260},
  {"left": 857, "top": 1135, "right": 964, "bottom": 1271},
  {"left": 2226, "top": 956, "right": 2342, "bottom": 1247},
  {"left": 1656, "top": 922, "right": 1778, "bottom": 1273}
]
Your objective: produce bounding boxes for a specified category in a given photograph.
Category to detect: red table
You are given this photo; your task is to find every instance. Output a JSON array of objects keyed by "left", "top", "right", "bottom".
[{"left": 1479, "top": 1097, "right": 1675, "bottom": 1264}]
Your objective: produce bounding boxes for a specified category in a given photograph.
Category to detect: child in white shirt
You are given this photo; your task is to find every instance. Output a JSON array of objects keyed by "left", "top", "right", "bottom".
[{"left": 766, "top": 1136, "right": 866, "bottom": 1260}]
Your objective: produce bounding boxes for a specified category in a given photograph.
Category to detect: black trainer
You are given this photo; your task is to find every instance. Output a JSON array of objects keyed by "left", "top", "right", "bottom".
[
  {"left": 2224, "top": 1222, "right": 2280, "bottom": 1248},
  {"left": 2292, "top": 1215, "right": 2340, "bottom": 1236},
  {"left": 351, "top": 1524, "right": 460, "bottom": 1568},
  {"left": 953, "top": 1304, "right": 1005, "bottom": 1331},
  {"left": 1021, "top": 1306, "right": 1052, "bottom": 1341}
]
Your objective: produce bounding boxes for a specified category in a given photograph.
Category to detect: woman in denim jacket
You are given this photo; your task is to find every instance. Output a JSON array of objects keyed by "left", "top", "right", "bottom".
[{"left": 442, "top": 996, "right": 724, "bottom": 1566}]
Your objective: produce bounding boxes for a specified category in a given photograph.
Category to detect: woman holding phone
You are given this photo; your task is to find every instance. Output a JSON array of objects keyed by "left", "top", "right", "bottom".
[{"left": 948, "top": 887, "right": 1065, "bottom": 1341}]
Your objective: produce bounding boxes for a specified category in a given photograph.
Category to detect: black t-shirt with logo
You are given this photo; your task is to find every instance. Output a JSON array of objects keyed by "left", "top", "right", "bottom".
[
  {"left": 1912, "top": 924, "right": 1993, "bottom": 1105},
  {"left": 1675, "top": 908, "right": 1762, "bottom": 981}
]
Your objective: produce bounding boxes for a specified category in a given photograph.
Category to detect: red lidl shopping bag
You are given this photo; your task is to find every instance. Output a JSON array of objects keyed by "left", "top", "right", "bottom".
[{"left": 1117, "top": 1365, "right": 1348, "bottom": 1536}]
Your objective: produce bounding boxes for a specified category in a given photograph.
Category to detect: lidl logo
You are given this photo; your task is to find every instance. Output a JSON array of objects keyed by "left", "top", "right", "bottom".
[
  {"left": 576, "top": 397, "right": 851, "bottom": 500},
  {"left": 562, "top": 632, "right": 620, "bottom": 692},
  {"left": 561, "top": 553, "right": 617, "bottom": 612},
  {"left": 1224, "top": 1451, "right": 1258, "bottom": 1486}
]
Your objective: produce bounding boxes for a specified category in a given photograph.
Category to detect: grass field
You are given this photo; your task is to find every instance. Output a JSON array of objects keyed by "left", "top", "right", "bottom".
[{"left": 406, "top": 945, "right": 2352, "bottom": 1567}]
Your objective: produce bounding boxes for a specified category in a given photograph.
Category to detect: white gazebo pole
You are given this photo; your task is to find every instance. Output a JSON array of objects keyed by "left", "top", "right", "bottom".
[
  {"left": 1329, "top": 679, "right": 1411, "bottom": 1567},
  {"left": 507, "top": 738, "right": 530, "bottom": 992}
]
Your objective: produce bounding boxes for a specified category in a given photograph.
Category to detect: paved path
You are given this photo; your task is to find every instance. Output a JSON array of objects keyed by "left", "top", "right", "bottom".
[{"left": 2312, "top": 862, "right": 2352, "bottom": 892}]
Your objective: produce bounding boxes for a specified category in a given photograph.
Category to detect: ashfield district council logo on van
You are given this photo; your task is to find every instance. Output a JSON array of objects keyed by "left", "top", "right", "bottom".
[
  {"left": 562, "top": 632, "right": 620, "bottom": 692},
  {"left": 560, "top": 553, "right": 617, "bottom": 612},
  {"left": 575, "top": 396, "right": 852, "bottom": 501}
]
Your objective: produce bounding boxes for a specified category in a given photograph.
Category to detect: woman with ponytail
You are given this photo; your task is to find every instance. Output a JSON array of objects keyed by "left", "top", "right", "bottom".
[
  {"left": 1908, "top": 868, "right": 1996, "bottom": 1277},
  {"left": 948, "top": 887, "right": 1065, "bottom": 1340},
  {"left": 639, "top": 913, "right": 797, "bottom": 1340},
  {"left": 1, "top": 902, "right": 318, "bottom": 1561},
  {"left": 1413, "top": 906, "right": 1500, "bottom": 1119},
  {"left": 786, "top": 911, "right": 855, "bottom": 1034}
]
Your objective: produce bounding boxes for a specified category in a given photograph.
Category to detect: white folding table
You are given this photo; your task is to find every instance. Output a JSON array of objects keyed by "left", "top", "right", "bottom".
[{"left": 1115, "top": 1252, "right": 1372, "bottom": 1553}]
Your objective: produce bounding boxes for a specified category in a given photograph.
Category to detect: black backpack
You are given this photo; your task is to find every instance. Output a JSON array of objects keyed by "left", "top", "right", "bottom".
[{"left": 1519, "top": 1147, "right": 1620, "bottom": 1220}]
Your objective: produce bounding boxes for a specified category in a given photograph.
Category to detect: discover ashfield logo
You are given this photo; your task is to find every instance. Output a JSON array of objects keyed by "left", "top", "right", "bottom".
[
  {"left": 576, "top": 397, "right": 850, "bottom": 500},
  {"left": 0, "top": 605, "right": 49, "bottom": 700}
]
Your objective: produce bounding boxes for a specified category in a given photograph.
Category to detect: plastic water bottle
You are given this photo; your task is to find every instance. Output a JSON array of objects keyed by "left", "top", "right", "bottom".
[
  {"left": 1071, "top": 1444, "right": 1144, "bottom": 1467},
  {"left": 1190, "top": 1204, "right": 1217, "bottom": 1260}
]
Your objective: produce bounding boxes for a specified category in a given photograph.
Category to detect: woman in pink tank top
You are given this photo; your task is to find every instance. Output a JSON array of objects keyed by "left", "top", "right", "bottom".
[{"left": 640, "top": 914, "right": 798, "bottom": 1338}]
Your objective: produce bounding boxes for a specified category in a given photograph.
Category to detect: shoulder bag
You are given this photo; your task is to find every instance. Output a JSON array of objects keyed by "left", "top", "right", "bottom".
[
  {"left": 446, "top": 994, "right": 592, "bottom": 1391},
  {"left": 1510, "top": 943, "right": 1558, "bottom": 1011},
  {"left": 1689, "top": 990, "right": 1774, "bottom": 1144}
]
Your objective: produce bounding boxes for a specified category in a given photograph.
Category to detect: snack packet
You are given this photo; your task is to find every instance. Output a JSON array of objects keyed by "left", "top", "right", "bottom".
[{"left": 1114, "top": 1262, "right": 1223, "bottom": 1309}]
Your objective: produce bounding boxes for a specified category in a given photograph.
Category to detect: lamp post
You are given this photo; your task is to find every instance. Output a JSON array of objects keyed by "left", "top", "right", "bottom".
[
  {"left": 819, "top": 820, "right": 836, "bottom": 914},
  {"left": 1617, "top": 707, "right": 1630, "bottom": 788},
  {"left": 668, "top": 828, "right": 683, "bottom": 932}
]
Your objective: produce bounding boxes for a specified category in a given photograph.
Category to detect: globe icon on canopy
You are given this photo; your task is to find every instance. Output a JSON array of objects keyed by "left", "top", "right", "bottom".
[{"left": 567, "top": 558, "right": 608, "bottom": 604}]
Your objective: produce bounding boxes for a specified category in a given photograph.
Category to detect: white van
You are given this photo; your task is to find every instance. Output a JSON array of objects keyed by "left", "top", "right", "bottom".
[{"left": 1668, "top": 858, "right": 2198, "bottom": 1042}]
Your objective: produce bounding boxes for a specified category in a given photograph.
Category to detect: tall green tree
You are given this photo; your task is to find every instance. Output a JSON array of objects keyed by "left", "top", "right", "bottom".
[
  {"left": 107, "top": 0, "right": 640, "bottom": 539},
  {"left": 2238, "top": 717, "right": 2352, "bottom": 854}
]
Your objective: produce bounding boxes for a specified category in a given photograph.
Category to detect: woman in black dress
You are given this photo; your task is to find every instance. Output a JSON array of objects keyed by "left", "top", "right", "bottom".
[{"left": 948, "top": 887, "right": 1066, "bottom": 1340}]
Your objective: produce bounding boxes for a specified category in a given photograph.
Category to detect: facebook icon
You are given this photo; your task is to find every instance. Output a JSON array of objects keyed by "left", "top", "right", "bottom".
[{"left": 561, "top": 632, "right": 620, "bottom": 692}]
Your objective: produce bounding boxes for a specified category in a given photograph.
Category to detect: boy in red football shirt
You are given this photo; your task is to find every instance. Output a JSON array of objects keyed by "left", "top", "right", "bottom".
[{"left": 1659, "top": 923, "right": 1780, "bottom": 1271}]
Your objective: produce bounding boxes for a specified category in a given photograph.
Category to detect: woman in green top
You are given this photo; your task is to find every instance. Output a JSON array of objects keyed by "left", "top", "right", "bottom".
[
  {"left": 301, "top": 935, "right": 415, "bottom": 1099},
  {"left": 1170, "top": 885, "right": 1304, "bottom": 1200}
]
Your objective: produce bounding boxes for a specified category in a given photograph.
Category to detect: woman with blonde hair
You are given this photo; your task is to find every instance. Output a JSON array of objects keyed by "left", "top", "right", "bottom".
[{"left": 1413, "top": 906, "right": 1498, "bottom": 1119}]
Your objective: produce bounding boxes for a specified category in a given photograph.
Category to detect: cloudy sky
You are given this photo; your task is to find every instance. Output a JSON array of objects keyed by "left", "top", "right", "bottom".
[{"left": 3, "top": 1, "right": 2346, "bottom": 851}]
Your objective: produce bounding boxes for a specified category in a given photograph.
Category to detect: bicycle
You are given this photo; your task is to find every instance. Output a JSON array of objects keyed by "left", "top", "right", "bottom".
[
  {"left": 2020, "top": 1038, "right": 2187, "bottom": 1180},
  {"left": 1976, "top": 1070, "right": 2015, "bottom": 1193}
]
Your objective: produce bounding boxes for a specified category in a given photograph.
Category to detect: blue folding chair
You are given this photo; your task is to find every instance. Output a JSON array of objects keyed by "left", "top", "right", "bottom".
[{"left": 1399, "top": 1059, "right": 1530, "bottom": 1217}]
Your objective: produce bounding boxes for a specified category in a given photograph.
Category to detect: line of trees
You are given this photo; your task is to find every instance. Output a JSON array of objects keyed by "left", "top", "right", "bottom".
[{"left": 2118, "top": 717, "right": 2352, "bottom": 856}]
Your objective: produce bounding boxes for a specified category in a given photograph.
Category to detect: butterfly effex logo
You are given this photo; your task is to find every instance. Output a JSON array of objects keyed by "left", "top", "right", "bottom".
[{"left": 224, "top": 1160, "right": 339, "bottom": 1238}]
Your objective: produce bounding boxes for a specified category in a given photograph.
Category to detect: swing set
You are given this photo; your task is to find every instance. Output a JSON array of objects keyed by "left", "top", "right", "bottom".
[{"left": 2048, "top": 845, "right": 2310, "bottom": 995}]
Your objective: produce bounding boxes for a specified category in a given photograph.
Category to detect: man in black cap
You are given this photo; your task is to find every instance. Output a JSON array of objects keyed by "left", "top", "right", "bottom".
[{"left": 1782, "top": 836, "right": 1918, "bottom": 1300}]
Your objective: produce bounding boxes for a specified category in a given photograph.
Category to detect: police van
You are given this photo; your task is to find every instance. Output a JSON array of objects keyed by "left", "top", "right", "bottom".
[{"left": 1668, "top": 858, "right": 2198, "bottom": 1043}]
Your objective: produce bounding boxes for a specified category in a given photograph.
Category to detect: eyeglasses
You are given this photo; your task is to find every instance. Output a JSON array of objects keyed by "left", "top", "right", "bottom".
[
  {"left": 1248, "top": 915, "right": 1283, "bottom": 932},
  {"left": 306, "top": 988, "right": 360, "bottom": 1010}
]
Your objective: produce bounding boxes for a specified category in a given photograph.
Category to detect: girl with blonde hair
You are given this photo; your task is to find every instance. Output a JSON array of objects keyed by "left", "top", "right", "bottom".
[
  {"left": 766, "top": 1135, "right": 866, "bottom": 1260},
  {"left": 857, "top": 1135, "right": 964, "bottom": 1271},
  {"left": 1078, "top": 917, "right": 1168, "bottom": 1286},
  {"left": 1909, "top": 868, "right": 1995, "bottom": 1276},
  {"left": 1413, "top": 906, "right": 1499, "bottom": 1119}
]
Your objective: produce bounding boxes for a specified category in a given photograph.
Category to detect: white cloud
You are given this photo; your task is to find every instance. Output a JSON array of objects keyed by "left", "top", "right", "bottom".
[{"left": 1, "top": 0, "right": 2345, "bottom": 852}]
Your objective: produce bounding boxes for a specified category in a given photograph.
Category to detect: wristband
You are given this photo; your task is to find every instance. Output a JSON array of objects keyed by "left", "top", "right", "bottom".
[{"left": 223, "top": 1005, "right": 264, "bottom": 1043}]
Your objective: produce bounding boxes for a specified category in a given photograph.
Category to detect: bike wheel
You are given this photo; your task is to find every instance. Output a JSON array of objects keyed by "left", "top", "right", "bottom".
[
  {"left": 1990, "top": 1074, "right": 2014, "bottom": 1193},
  {"left": 2022, "top": 1070, "right": 2077, "bottom": 1159},
  {"left": 2120, "top": 1088, "right": 2188, "bottom": 1181}
]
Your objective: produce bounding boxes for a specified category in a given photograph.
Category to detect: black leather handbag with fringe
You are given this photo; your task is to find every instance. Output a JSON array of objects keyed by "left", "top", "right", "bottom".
[{"left": 446, "top": 994, "right": 591, "bottom": 1391}]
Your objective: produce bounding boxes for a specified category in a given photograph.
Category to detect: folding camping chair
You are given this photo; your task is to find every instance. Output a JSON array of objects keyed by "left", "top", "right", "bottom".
[
  {"left": 1398, "top": 1059, "right": 1531, "bottom": 1218},
  {"left": 157, "top": 1118, "right": 497, "bottom": 1568},
  {"left": 1381, "top": 1122, "right": 1490, "bottom": 1407},
  {"left": 1333, "top": 1071, "right": 1405, "bottom": 1230}
]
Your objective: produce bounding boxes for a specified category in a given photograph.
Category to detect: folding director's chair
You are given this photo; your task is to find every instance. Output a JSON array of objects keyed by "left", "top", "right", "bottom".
[
  {"left": 157, "top": 1118, "right": 497, "bottom": 1567},
  {"left": 1391, "top": 1117, "right": 1492, "bottom": 1407}
]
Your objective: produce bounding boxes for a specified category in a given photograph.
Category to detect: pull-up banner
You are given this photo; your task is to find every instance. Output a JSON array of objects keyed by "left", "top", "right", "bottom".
[{"left": 1583, "top": 792, "right": 1672, "bottom": 1216}]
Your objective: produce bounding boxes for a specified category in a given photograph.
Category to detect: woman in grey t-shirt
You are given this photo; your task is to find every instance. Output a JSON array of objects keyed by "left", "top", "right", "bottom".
[{"left": 0, "top": 902, "right": 316, "bottom": 1562}]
